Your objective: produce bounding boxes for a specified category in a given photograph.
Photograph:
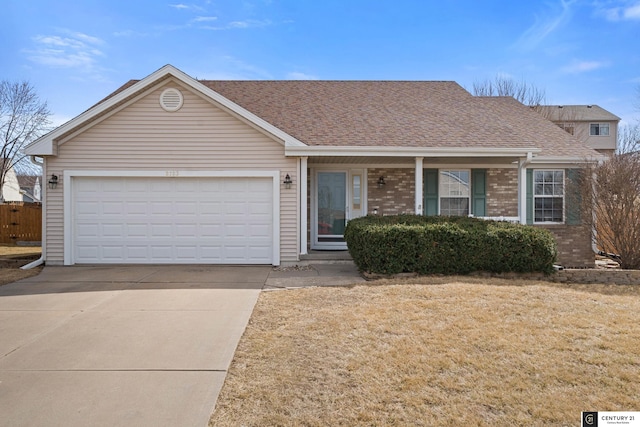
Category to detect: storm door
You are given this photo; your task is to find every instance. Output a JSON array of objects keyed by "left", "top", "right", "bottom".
[{"left": 312, "top": 169, "right": 365, "bottom": 250}]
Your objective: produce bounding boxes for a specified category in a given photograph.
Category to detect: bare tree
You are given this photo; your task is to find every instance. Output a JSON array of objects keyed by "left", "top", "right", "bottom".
[
  {"left": 0, "top": 80, "right": 51, "bottom": 201},
  {"left": 617, "top": 122, "right": 640, "bottom": 154},
  {"left": 471, "top": 76, "right": 547, "bottom": 107},
  {"left": 572, "top": 124, "right": 640, "bottom": 269}
]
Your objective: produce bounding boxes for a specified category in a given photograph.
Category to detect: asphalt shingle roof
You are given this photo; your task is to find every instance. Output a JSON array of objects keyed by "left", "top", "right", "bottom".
[
  {"left": 538, "top": 105, "right": 621, "bottom": 122},
  {"left": 104, "top": 79, "right": 603, "bottom": 158}
]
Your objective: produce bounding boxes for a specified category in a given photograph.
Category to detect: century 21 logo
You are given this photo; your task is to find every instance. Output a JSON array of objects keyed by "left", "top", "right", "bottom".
[{"left": 583, "top": 412, "right": 597, "bottom": 426}]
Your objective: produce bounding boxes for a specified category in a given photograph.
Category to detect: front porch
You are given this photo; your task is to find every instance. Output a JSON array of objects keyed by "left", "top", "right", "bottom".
[{"left": 294, "top": 154, "right": 594, "bottom": 268}]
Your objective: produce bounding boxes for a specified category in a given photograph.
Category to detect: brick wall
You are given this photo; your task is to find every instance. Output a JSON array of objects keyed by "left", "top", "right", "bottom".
[
  {"left": 308, "top": 166, "right": 594, "bottom": 267},
  {"left": 367, "top": 168, "right": 415, "bottom": 215},
  {"left": 486, "top": 168, "right": 518, "bottom": 217},
  {"left": 539, "top": 224, "right": 594, "bottom": 268},
  {"left": 485, "top": 168, "right": 593, "bottom": 267}
]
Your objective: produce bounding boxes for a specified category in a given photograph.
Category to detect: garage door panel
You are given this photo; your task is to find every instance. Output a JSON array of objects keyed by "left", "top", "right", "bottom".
[
  {"left": 124, "top": 180, "right": 147, "bottom": 192},
  {"left": 150, "top": 202, "right": 173, "bottom": 215},
  {"left": 199, "top": 224, "right": 222, "bottom": 236},
  {"left": 250, "top": 224, "right": 271, "bottom": 236},
  {"left": 126, "top": 202, "right": 148, "bottom": 215},
  {"left": 125, "top": 224, "right": 147, "bottom": 238},
  {"left": 150, "top": 224, "right": 172, "bottom": 237},
  {"left": 176, "top": 202, "right": 197, "bottom": 215},
  {"left": 72, "top": 176, "right": 273, "bottom": 264},
  {"left": 75, "top": 245, "right": 99, "bottom": 261},
  {"left": 200, "top": 202, "right": 222, "bottom": 214},
  {"left": 200, "top": 246, "right": 222, "bottom": 260},
  {"left": 103, "top": 246, "right": 129, "bottom": 260},
  {"left": 101, "top": 223, "right": 124, "bottom": 237},
  {"left": 175, "top": 224, "right": 197, "bottom": 238},
  {"left": 77, "top": 201, "right": 100, "bottom": 216},
  {"left": 102, "top": 202, "right": 124, "bottom": 215},
  {"left": 76, "top": 223, "right": 99, "bottom": 238}
]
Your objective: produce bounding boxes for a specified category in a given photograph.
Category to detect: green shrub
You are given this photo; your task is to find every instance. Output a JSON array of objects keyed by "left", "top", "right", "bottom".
[{"left": 344, "top": 215, "right": 557, "bottom": 275}]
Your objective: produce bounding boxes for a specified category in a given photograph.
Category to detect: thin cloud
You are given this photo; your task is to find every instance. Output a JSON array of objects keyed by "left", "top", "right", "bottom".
[
  {"left": 287, "top": 72, "right": 319, "bottom": 80},
  {"left": 169, "top": 3, "right": 205, "bottom": 12},
  {"left": 514, "top": 0, "right": 576, "bottom": 50},
  {"left": 600, "top": 1, "right": 640, "bottom": 21},
  {"left": 201, "top": 19, "right": 272, "bottom": 30},
  {"left": 192, "top": 16, "right": 217, "bottom": 22},
  {"left": 24, "top": 29, "right": 109, "bottom": 81},
  {"left": 200, "top": 55, "right": 274, "bottom": 79},
  {"left": 113, "top": 29, "right": 151, "bottom": 37},
  {"left": 561, "top": 60, "right": 609, "bottom": 74}
]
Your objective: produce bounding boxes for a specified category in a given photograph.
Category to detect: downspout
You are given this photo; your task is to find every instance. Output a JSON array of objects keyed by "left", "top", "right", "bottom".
[{"left": 21, "top": 156, "right": 46, "bottom": 269}]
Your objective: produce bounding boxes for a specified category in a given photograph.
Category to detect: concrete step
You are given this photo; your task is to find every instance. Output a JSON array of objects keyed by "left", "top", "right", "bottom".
[{"left": 299, "top": 250, "right": 353, "bottom": 265}]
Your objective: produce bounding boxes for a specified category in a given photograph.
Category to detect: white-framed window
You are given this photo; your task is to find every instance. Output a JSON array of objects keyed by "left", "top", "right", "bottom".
[
  {"left": 534, "top": 170, "right": 564, "bottom": 223},
  {"left": 439, "top": 170, "right": 470, "bottom": 216},
  {"left": 590, "top": 123, "right": 610, "bottom": 136}
]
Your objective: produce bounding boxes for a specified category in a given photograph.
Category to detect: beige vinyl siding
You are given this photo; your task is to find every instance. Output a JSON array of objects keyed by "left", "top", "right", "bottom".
[{"left": 45, "top": 80, "right": 298, "bottom": 264}]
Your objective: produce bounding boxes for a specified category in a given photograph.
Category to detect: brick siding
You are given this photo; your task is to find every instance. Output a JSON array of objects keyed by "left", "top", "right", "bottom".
[
  {"left": 539, "top": 224, "right": 594, "bottom": 268},
  {"left": 367, "top": 168, "right": 415, "bottom": 215},
  {"left": 307, "top": 166, "right": 595, "bottom": 267},
  {"left": 486, "top": 168, "right": 518, "bottom": 217}
]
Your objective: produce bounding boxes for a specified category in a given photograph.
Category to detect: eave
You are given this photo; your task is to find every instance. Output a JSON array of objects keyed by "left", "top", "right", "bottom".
[{"left": 284, "top": 145, "right": 542, "bottom": 158}]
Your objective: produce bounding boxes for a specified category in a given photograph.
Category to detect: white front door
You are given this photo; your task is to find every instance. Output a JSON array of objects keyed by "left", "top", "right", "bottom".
[{"left": 311, "top": 169, "right": 366, "bottom": 250}]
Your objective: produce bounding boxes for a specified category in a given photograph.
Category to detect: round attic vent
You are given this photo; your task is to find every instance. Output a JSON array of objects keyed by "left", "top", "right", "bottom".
[{"left": 160, "top": 88, "right": 183, "bottom": 112}]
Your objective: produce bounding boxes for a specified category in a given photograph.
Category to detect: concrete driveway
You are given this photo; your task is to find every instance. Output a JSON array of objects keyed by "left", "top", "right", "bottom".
[{"left": 0, "top": 265, "right": 267, "bottom": 427}]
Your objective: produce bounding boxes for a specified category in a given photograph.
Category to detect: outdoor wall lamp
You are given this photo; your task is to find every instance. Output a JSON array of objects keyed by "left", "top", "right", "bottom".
[
  {"left": 377, "top": 176, "right": 386, "bottom": 188},
  {"left": 48, "top": 174, "right": 58, "bottom": 189},
  {"left": 283, "top": 173, "right": 293, "bottom": 189}
]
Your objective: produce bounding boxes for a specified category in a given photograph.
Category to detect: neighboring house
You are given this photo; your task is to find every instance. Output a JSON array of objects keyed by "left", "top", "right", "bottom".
[
  {"left": 17, "top": 175, "right": 41, "bottom": 202},
  {"left": 1, "top": 161, "right": 22, "bottom": 202},
  {"left": 25, "top": 65, "right": 604, "bottom": 268},
  {"left": 538, "top": 105, "right": 620, "bottom": 156}
]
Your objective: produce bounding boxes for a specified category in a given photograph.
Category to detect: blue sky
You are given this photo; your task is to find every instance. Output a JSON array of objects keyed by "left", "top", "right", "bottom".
[{"left": 3, "top": 0, "right": 640, "bottom": 127}]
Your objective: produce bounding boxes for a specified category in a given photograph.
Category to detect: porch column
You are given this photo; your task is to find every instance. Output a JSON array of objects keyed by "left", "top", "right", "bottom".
[
  {"left": 415, "top": 157, "right": 424, "bottom": 214},
  {"left": 518, "top": 153, "right": 532, "bottom": 224},
  {"left": 300, "top": 156, "right": 308, "bottom": 255}
]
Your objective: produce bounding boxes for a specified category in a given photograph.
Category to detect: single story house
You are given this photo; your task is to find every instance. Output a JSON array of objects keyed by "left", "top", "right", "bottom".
[{"left": 25, "top": 65, "right": 603, "bottom": 267}]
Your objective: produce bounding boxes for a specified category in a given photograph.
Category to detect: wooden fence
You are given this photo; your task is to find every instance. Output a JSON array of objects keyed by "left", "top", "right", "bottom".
[{"left": 0, "top": 202, "right": 42, "bottom": 244}]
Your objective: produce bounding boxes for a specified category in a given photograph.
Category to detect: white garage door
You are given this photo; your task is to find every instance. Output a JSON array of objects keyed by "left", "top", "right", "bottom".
[{"left": 72, "top": 176, "right": 273, "bottom": 264}]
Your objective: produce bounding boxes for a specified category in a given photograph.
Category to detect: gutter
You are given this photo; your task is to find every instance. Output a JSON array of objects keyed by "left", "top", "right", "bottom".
[{"left": 30, "top": 156, "right": 44, "bottom": 166}]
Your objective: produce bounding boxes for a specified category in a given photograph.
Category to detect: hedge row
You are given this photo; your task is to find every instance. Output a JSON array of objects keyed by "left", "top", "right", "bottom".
[{"left": 344, "top": 215, "right": 557, "bottom": 275}]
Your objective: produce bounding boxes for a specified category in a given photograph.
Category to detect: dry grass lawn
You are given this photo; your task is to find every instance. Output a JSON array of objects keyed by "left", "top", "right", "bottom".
[
  {"left": 0, "top": 266, "right": 43, "bottom": 286},
  {"left": 210, "top": 277, "right": 640, "bottom": 426},
  {"left": 0, "top": 245, "right": 42, "bottom": 286},
  {"left": 0, "top": 245, "right": 41, "bottom": 257}
]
